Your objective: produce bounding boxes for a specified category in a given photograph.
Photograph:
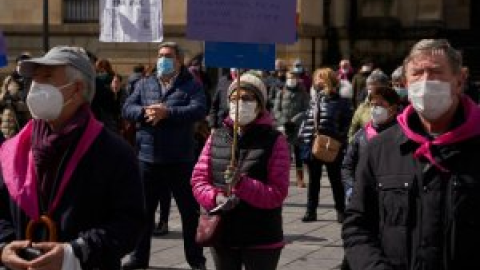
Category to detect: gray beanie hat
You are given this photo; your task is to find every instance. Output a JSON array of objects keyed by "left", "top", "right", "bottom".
[
  {"left": 366, "top": 70, "right": 390, "bottom": 86},
  {"left": 227, "top": 73, "right": 267, "bottom": 109}
]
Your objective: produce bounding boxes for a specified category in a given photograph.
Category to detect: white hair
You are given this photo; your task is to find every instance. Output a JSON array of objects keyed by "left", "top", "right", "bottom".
[
  {"left": 404, "top": 39, "right": 462, "bottom": 75},
  {"left": 65, "top": 65, "right": 95, "bottom": 103}
]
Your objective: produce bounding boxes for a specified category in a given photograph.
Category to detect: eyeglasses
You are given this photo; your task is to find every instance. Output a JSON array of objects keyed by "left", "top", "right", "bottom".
[{"left": 229, "top": 95, "right": 256, "bottom": 102}]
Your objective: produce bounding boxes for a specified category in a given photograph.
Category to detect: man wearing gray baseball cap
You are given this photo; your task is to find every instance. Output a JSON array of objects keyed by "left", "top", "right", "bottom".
[
  {"left": 19, "top": 46, "right": 96, "bottom": 81},
  {"left": 0, "top": 45, "right": 146, "bottom": 270}
]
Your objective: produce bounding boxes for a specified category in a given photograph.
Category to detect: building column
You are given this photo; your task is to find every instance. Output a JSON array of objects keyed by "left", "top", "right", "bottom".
[{"left": 51, "top": 0, "right": 63, "bottom": 25}]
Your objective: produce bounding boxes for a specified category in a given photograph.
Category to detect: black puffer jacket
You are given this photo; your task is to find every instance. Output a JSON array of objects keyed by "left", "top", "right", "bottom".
[
  {"left": 298, "top": 91, "right": 352, "bottom": 145},
  {"left": 342, "top": 113, "right": 480, "bottom": 270}
]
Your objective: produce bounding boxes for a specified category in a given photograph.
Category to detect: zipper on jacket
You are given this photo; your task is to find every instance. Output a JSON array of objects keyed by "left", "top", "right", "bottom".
[{"left": 443, "top": 174, "right": 456, "bottom": 270}]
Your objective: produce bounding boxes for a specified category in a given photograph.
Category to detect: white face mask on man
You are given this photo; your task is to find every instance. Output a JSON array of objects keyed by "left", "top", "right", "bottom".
[
  {"left": 26, "top": 81, "right": 75, "bottom": 120},
  {"left": 229, "top": 100, "right": 258, "bottom": 126},
  {"left": 408, "top": 80, "right": 453, "bottom": 121}
]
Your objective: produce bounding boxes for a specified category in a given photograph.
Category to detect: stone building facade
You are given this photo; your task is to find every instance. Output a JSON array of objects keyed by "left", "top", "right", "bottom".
[{"left": 0, "top": 0, "right": 478, "bottom": 78}]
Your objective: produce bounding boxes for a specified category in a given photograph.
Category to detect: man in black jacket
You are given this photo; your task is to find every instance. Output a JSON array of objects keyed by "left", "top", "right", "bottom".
[
  {"left": 208, "top": 68, "right": 234, "bottom": 130},
  {"left": 342, "top": 39, "right": 480, "bottom": 270},
  {"left": 0, "top": 46, "right": 145, "bottom": 270}
]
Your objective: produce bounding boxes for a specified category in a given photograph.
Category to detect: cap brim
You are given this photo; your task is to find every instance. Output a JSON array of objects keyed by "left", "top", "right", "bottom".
[{"left": 19, "top": 58, "right": 70, "bottom": 78}]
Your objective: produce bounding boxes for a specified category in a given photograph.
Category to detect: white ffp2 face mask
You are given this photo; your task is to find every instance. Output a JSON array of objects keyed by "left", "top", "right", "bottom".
[
  {"left": 370, "top": 106, "right": 389, "bottom": 125},
  {"left": 27, "top": 81, "right": 74, "bottom": 120},
  {"left": 408, "top": 80, "right": 453, "bottom": 121},
  {"left": 229, "top": 101, "right": 258, "bottom": 126}
]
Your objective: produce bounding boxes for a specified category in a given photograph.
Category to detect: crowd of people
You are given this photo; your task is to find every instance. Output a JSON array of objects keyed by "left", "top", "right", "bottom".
[{"left": 0, "top": 38, "right": 479, "bottom": 270}]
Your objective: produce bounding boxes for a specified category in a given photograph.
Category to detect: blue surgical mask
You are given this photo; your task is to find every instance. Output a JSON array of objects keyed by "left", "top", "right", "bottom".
[
  {"left": 156, "top": 57, "right": 175, "bottom": 77},
  {"left": 394, "top": 87, "right": 408, "bottom": 98}
]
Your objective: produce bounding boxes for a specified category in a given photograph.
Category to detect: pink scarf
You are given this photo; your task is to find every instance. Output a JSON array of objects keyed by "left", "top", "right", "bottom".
[
  {"left": 365, "top": 121, "right": 378, "bottom": 140},
  {"left": 33, "top": 105, "right": 90, "bottom": 208},
  {"left": 0, "top": 109, "right": 103, "bottom": 220},
  {"left": 397, "top": 97, "right": 480, "bottom": 172}
]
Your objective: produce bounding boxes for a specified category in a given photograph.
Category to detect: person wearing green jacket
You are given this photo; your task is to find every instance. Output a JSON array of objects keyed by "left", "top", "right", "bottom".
[{"left": 347, "top": 70, "right": 390, "bottom": 142}]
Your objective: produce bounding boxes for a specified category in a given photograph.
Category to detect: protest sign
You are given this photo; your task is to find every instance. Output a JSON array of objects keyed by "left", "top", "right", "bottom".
[
  {"left": 205, "top": 41, "right": 275, "bottom": 70},
  {"left": 100, "top": 0, "right": 163, "bottom": 42},
  {"left": 187, "top": 0, "right": 296, "bottom": 44}
]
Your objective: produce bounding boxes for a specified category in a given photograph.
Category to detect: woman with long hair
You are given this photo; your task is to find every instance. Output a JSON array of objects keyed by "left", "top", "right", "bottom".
[{"left": 298, "top": 68, "right": 353, "bottom": 223}]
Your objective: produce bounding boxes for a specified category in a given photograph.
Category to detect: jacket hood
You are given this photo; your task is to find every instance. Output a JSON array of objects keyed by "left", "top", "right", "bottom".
[
  {"left": 0, "top": 110, "right": 103, "bottom": 219},
  {"left": 397, "top": 96, "right": 480, "bottom": 171}
]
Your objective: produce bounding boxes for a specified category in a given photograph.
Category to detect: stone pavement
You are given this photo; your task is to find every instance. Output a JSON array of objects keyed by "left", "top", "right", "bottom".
[{"left": 138, "top": 168, "right": 344, "bottom": 270}]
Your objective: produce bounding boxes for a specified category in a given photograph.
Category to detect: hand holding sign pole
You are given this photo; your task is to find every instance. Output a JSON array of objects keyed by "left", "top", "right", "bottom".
[{"left": 224, "top": 73, "right": 241, "bottom": 196}]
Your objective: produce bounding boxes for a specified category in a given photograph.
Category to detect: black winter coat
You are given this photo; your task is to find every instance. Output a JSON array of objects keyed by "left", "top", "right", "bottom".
[
  {"left": 208, "top": 75, "right": 231, "bottom": 128},
  {"left": 298, "top": 92, "right": 352, "bottom": 145},
  {"left": 341, "top": 128, "right": 369, "bottom": 194},
  {"left": 342, "top": 116, "right": 480, "bottom": 270},
  {"left": 0, "top": 128, "right": 146, "bottom": 270},
  {"left": 92, "top": 73, "right": 117, "bottom": 131},
  {"left": 341, "top": 120, "right": 397, "bottom": 193}
]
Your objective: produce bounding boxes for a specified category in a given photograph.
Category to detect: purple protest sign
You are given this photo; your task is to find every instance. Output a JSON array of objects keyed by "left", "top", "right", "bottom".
[
  {"left": 0, "top": 31, "right": 7, "bottom": 67},
  {"left": 187, "top": 0, "right": 296, "bottom": 44}
]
